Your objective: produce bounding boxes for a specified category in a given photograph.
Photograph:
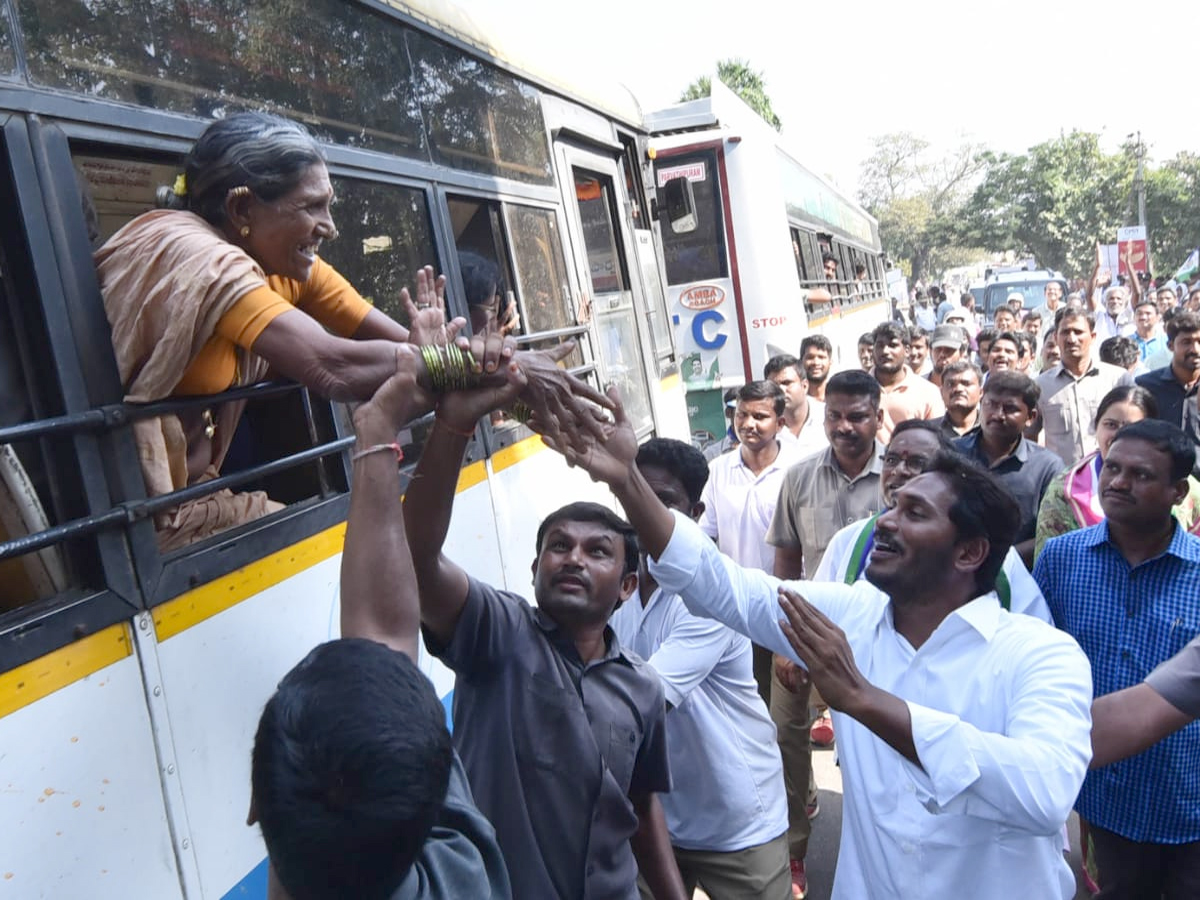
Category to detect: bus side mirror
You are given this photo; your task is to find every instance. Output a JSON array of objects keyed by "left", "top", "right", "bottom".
[{"left": 660, "top": 177, "right": 697, "bottom": 234}]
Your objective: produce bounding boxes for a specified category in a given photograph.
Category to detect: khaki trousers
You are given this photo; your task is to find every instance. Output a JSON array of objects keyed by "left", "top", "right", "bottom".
[
  {"left": 637, "top": 832, "right": 791, "bottom": 900},
  {"left": 770, "top": 663, "right": 815, "bottom": 860}
]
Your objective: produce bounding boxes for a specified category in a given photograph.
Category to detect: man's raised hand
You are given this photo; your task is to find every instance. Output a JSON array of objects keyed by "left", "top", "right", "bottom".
[{"left": 540, "top": 384, "right": 637, "bottom": 490}]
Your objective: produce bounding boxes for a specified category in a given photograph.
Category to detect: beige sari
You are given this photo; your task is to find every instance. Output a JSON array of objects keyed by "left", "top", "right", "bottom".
[{"left": 96, "top": 210, "right": 283, "bottom": 551}]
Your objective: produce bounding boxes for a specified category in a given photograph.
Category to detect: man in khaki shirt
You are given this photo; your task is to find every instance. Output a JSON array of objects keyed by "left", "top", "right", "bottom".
[
  {"left": 1036, "top": 309, "right": 1132, "bottom": 466},
  {"left": 869, "top": 322, "right": 945, "bottom": 442},
  {"left": 763, "top": 369, "right": 885, "bottom": 896}
]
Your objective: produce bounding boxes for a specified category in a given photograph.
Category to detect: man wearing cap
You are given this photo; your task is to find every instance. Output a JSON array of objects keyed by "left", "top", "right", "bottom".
[{"left": 927, "top": 324, "right": 967, "bottom": 388}]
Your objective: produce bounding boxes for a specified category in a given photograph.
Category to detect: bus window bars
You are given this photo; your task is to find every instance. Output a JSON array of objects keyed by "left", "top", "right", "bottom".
[{"left": 0, "top": 380, "right": 348, "bottom": 563}]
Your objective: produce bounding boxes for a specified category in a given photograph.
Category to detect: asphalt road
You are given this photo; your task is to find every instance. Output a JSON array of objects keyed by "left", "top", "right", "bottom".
[{"left": 698, "top": 742, "right": 1092, "bottom": 900}]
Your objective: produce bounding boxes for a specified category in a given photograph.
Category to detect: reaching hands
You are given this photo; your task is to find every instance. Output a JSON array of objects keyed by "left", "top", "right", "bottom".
[
  {"left": 353, "top": 347, "right": 436, "bottom": 440},
  {"left": 403, "top": 266, "right": 467, "bottom": 348},
  {"left": 539, "top": 384, "right": 637, "bottom": 489},
  {"left": 777, "top": 587, "right": 867, "bottom": 713}
]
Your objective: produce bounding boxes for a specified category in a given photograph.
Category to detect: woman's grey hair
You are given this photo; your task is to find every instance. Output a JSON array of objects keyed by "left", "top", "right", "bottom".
[{"left": 156, "top": 113, "right": 325, "bottom": 226}]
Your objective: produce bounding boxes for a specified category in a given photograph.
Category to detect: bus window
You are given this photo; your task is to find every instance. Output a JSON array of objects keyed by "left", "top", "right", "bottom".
[
  {"left": 0, "top": 10, "right": 13, "bottom": 74},
  {"left": 320, "top": 178, "right": 439, "bottom": 327},
  {"left": 504, "top": 205, "right": 584, "bottom": 366},
  {"left": 572, "top": 170, "right": 653, "bottom": 435},
  {"left": 22, "top": 0, "right": 428, "bottom": 158},
  {"left": 409, "top": 31, "right": 553, "bottom": 185},
  {"left": 655, "top": 151, "right": 727, "bottom": 286}
]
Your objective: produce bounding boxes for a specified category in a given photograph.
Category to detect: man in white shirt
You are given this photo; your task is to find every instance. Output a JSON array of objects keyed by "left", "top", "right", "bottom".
[
  {"left": 764, "top": 355, "right": 827, "bottom": 460},
  {"left": 543, "top": 400, "right": 1093, "bottom": 900},
  {"left": 813, "top": 419, "right": 1051, "bottom": 624},
  {"left": 612, "top": 438, "right": 790, "bottom": 900}
]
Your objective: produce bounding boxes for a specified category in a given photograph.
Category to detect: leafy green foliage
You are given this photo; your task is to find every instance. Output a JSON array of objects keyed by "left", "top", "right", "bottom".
[
  {"left": 680, "top": 59, "right": 782, "bottom": 132},
  {"left": 857, "top": 132, "right": 986, "bottom": 283}
]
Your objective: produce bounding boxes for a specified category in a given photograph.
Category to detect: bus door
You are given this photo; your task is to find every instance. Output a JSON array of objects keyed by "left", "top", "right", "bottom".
[{"left": 556, "top": 145, "right": 658, "bottom": 437}]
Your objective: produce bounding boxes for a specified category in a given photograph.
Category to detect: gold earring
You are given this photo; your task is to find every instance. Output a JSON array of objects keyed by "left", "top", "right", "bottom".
[
  {"left": 240, "top": 225, "right": 250, "bottom": 238},
  {"left": 229, "top": 186, "right": 251, "bottom": 200}
]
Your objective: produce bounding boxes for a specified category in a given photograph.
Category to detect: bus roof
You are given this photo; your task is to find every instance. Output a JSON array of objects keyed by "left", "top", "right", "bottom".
[
  {"left": 648, "top": 79, "right": 880, "bottom": 251},
  {"left": 381, "top": 0, "right": 646, "bottom": 127}
]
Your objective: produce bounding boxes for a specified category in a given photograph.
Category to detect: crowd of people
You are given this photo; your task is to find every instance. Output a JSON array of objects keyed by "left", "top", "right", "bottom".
[
  {"left": 244, "top": 293, "right": 1199, "bottom": 900},
  {"left": 111, "top": 114, "right": 1200, "bottom": 900}
]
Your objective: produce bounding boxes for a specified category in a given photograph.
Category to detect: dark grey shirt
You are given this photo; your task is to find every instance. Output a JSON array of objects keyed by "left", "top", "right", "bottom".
[
  {"left": 392, "top": 753, "right": 511, "bottom": 899},
  {"left": 954, "top": 433, "right": 1064, "bottom": 543},
  {"left": 1146, "top": 634, "right": 1200, "bottom": 720},
  {"left": 1136, "top": 365, "right": 1200, "bottom": 478},
  {"left": 427, "top": 577, "right": 671, "bottom": 900}
]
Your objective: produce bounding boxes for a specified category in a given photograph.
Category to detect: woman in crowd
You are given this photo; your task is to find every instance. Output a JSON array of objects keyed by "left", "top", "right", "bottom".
[
  {"left": 1035, "top": 385, "right": 1200, "bottom": 560},
  {"left": 97, "top": 112, "right": 588, "bottom": 550}
]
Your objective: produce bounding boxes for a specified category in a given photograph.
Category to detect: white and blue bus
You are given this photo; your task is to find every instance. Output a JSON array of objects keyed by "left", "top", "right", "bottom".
[
  {"left": 647, "top": 79, "right": 890, "bottom": 446},
  {"left": 0, "top": 2, "right": 690, "bottom": 896}
]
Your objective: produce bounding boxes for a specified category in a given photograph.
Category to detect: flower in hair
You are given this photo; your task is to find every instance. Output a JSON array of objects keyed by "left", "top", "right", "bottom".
[{"left": 173, "top": 173, "right": 188, "bottom": 197}]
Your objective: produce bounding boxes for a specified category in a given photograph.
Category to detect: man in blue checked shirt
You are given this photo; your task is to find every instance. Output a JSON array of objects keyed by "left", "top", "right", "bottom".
[{"left": 1036, "top": 419, "right": 1200, "bottom": 898}]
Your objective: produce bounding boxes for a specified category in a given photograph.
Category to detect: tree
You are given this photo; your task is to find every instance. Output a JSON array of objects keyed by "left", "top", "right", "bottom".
[
  {"left": 1144, "top": 152, "right": 1200, "bottom": 274},
  {"left": 857, "top": 132, "right": 986, "bottom": 283},
  {"left": 680, "top": 59, "right": 781, "bottom": 132},
  {"left": 957, "top": 132, "right": 1131, "bottom": 277}
]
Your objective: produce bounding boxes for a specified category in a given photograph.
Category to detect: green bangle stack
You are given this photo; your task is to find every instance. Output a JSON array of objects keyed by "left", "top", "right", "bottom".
[{"left": 419, "top": 344, "right": 480, "bottom": 393}]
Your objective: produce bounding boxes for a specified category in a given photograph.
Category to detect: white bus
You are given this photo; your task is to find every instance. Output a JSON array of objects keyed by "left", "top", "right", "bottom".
[
  {"left": 0, "top": 2, "right": 688, "bottom": 896},
  {"left": 647, "top": 79, "right": 890, "bottom": 446}
]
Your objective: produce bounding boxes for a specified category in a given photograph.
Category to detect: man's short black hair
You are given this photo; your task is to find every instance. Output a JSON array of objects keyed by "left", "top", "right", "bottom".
[
  {"left": 737, "top": 379, "right": 787, "bottom": 416},
  {"left": 981, "top": 370, "right": 1040, "bottom": 411},
  {"left": 826, "top": 369, "right": 882, "bottom": 408},
  {"left": 857, "top": 331, "right": 874, "bottom": 347},
  {"left": 872, "top": 321, "right": 911, "bottom": 346},
  {"left": 1167, "top": 310, "right": 1200, "bottom": 342},
  {"left": 252, "top": 640, "right": 453, "bottom": 900},
  {"left": 636, "top": 438, "right": 710, "bottom": 505},
  {"left": 941, "top": 359, "right": 981, "bottom": 383},
  {"left": 1055, "top": 307, "right": 1096, "bottom": 332},
  {"left": 764, "top": 353, "right": 802, "bottom": 380},
  {"left": 536, "top": 502, "right": 639, "bottom": 577},
  {"left": 909, "top": 326, "right": 930, "bottom": 343},
  {"left": 854, "top": 262, "right": 867, "bottom": 277},
  {"left": 924, "top": 452, "right": 1020, "bottom": 595},
  {"left": 822, "top": 252, "right": 837, "bottom": 265},
  {"left": 1099, "top": 336, "right": 1139, "bottom": 369},
  {"left": 991, "top": 330, "right": 1025, "bottom": 357},
  {"left": 800, "top": 334, "right": 833, "bottom": 356},
  {"left": 890, "top": 418, "right": 955, "bottom": 455},
  {"left": 1111, "top": 420, "right": 1196, "bottom": 482}
]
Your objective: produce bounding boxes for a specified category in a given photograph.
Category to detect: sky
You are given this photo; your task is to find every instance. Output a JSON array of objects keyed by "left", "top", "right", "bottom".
[{"left": 450, "top": 0, "right": 1199, "bottom": 195}]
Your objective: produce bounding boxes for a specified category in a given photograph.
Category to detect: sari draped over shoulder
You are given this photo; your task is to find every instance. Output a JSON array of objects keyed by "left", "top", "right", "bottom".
[
  {"left": 95, "top": 210, "right": 281, "bottom": 551},
  {"left": 1035, "top": 450, "right": 1200, "bottom": 561}
]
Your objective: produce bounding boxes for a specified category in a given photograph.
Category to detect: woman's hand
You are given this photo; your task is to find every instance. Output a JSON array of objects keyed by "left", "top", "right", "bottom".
[
  {"left": 403, "top": 266, "right": 467, "bottom": 347},
  {"left": 352, "top": 347, "right": 435, "bottom": 441}
]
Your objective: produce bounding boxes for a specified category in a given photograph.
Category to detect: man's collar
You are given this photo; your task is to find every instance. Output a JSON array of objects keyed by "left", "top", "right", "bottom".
[
  {"left": 879, "top": 592, "right": 1003, "bottom": 643},
  {"left": 1090, "top": 520, "right": 1200, "bottom": 562},
  {"left": 533, "top": 608, "right": 635, "bottom": 665},
  {"left": 824, "top": 441, "right": 885, "bottom": 477}
]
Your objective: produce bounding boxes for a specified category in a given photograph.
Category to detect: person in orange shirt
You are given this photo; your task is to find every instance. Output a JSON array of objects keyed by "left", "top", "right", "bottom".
[{"left": 97, "top": 113, "right": 592, "bottom": 549}]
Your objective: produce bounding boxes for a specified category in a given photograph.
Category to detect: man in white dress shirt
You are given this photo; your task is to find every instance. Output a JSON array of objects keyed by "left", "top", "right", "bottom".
[
  {"left": 612, "top": 438, "right": 790, "bottom": 899},
  {"left": 813, "top": 419, "right": 1052, "bottom": 624},
  {"left": 764, "top": 355, "right": 827, "bottom": 459},
  {"left": 545, "top": 391, "right": 1093, "bottom": 900}
]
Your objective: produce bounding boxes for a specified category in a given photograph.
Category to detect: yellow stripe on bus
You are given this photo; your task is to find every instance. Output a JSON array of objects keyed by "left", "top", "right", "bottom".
[
  {"left": 457, "top": 459, "right": 487, "bottom": 492},
  {"left": 153, "top": 523, "right": 348, "bottom": 642},
  {"left": 660, "top": 372, "right": 681, "bottom": 392},
  {"left": 491, "top": 434, "right": 545, "bottom": 473},
  {"left": 0, "top": 623, "right": 132, "bottom": 719}
]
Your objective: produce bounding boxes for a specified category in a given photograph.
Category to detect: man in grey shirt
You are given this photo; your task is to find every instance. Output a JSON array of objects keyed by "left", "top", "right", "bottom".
[
  {"left": 403, "top": 366, "right": 684, "bottom": 900},
  {"left": 250, "top": 348, "right": 510, "bottom": 900}
]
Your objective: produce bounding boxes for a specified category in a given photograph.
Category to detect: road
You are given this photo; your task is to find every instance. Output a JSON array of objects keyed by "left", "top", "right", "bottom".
[{"left": 698, "top": 741, "right": 1093, "bottom": 900}]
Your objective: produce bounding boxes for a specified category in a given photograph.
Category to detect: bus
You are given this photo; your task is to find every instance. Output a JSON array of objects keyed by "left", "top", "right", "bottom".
[
  {"left": 0, "top": 2, "right": 689, "bottom": 896},
  {"left": 647, "top": 79, "right": 890, "bottom": 447}
]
